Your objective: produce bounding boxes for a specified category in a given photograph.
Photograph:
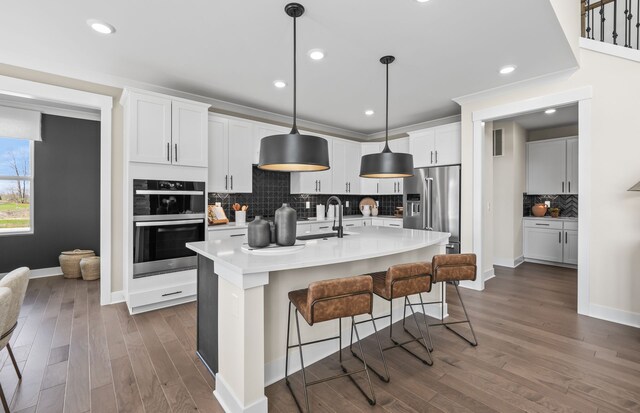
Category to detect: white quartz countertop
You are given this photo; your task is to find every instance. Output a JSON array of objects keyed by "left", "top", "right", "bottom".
[
  {"left": 189, "top": 226, "right": 449, "bottom": 274},
  {"left": 207, "top": 215, "right": 401, "bottom": 231},
  {"left": 523, "top": 216, "right": 578, "bottom": 221}
]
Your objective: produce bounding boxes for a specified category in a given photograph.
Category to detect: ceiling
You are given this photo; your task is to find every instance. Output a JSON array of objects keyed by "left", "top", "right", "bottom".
[
  {"left": 1, "top": 0, "right": 577, "bottom": 135},
  {"left": 503, "top": 103, "right": 578, "bottom": 130}
]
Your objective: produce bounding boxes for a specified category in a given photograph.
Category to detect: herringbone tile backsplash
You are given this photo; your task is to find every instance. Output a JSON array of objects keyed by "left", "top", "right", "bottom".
[{"left": 523, "top": 194, "right": 578, "bottom": 217}]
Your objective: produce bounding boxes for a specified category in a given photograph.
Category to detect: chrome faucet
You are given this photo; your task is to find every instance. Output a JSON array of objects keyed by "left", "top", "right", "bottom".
[{"left": 326, "top": 196, "right": 344, "bottom": 238}]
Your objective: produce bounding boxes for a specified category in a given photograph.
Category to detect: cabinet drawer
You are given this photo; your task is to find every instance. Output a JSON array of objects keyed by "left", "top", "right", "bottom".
[
  {"left": 310, "top": 222, "right": 333, "bottom": 232},
  {"left": 208, "top": 228, "right": 247, "bottom": 240},
  {"left": 383, "top": 220, "right": 403, "bottom": 228},
  {"left": 371, "top": 219, "right": 384, "bottom": 227},
  {"left": 129, "top": 281, "right": 196, "bottom": 309},
  {"left": 564, "top": 221, "right": 578, "bottom": 231},
  {"left": 523, "top": 219, "right": 563, "bottom": 230}
]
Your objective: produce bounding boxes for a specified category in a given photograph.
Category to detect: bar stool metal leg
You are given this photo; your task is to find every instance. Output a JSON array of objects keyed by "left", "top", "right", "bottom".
[
  {"left": 349, "top": 314, "right": 390, "bottom": 383},
  {"left": 6, "top": 344, "right": 21, "bottom": 379},
  {"left": 0, "top": 382, "right": 9, "bottom": 413},
  {"left": 424, "top": 281, "right": 478, "bottom": 347},
  {"left": 294, "top": 309, "right": 311, "bottom": 413}
]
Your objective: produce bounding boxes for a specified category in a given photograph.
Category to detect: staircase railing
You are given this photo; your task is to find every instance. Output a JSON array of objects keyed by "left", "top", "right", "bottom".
[{"left": 581, "top": 0, "right": 640, "bottom": 49}]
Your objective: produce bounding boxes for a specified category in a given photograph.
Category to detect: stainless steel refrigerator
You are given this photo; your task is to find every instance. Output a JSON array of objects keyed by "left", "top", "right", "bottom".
[{"left": 403, "top": 165, "right": 461, "bottom": 254}]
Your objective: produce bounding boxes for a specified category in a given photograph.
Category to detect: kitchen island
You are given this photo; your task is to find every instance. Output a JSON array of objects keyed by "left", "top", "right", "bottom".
[{"left": 187, "top": 226, "right": 450, "bottom": 413}]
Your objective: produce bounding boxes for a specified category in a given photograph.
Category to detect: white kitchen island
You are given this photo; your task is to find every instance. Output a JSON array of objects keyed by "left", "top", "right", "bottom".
[{"left": 187, "top": 226, "right": 450, "bottom": 413}]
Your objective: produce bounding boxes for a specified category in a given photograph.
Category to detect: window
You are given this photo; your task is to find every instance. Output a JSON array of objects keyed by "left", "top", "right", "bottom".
[{"left": 0, "top": 137, "right": 34, "bottom": 234}]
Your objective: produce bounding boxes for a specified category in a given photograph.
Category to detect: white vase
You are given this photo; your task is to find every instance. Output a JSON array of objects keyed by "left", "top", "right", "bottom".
[
  {"left": 372, "top": 206, "right": 379, "bottom": 216},
  {"left": 361, "top": 205, "right": 371, "bottom": 217}
]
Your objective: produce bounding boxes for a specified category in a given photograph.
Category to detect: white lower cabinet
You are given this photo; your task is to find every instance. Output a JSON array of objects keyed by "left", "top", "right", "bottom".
[{"left": 523, "top": 219, "right": 578, "bottom": 265}]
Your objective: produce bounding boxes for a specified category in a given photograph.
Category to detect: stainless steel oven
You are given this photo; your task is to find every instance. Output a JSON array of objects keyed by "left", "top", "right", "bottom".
[{"left": 133, "top": 179, "right": 206, "bottom": 278}]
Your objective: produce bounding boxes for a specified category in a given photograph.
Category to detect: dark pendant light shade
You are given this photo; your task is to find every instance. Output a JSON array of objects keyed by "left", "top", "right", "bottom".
[
  {"left": 258, "top": 3, "right": 330, "bottom": 172},
  {"left": 360, "top": 56, "right": 414, "bottom": 178}
]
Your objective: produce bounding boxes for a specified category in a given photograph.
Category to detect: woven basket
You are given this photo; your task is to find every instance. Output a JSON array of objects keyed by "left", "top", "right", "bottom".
[
  {"left": 59, "top": 249, "right": 95, "bottom": 279},
  {"left": 80, "top": 256, "right": 100, "bottom": 281}
]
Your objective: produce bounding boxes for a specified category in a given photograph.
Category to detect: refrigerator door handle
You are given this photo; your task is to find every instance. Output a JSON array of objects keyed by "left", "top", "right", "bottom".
[{"left": 425, "top": 177, "right": 433, "bottom": 230}]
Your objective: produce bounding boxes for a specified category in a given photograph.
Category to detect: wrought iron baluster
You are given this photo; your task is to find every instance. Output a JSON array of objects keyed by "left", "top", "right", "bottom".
[
  {"left": 600, "top": 0, "right": 606, "bottom": 41},
  {"left": 586, "top": 0, "right": 593, "bottom": 38},
  {"left": 636, "top": 0, "right": 639, "bottom": 48},
  {"left": 623, "top": 0, "right": 628, "bottom": 46},
  {"left": 627, "top": 0, "right": 634, "bottom": 47},
  {"left": 614, "top": 0, "right": 619, "bottom": 44},
  {"left": 592, "top": 3, "right": 596, "bottom": 39}
]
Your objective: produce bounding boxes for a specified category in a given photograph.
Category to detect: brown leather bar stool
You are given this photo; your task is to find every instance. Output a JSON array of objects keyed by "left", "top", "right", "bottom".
[
  {"left": 351, "top": 262, "right": 434, "bottom": 382},
  {"left": 285, "top": 275, "right": 386, "bottom": 413},
  {"left": 423, "top": 253, "right": 478, "bottom": 347}
]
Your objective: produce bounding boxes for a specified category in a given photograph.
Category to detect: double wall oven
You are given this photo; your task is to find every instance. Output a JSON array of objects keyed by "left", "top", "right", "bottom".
[{"left": 133, "top": 179, "right": 206, "bottom": 278}]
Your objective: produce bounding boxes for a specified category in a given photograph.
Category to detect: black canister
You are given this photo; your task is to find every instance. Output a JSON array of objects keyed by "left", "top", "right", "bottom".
[
  {"left": 275, "top": 203, "right": 297, "bottom": 246},
  {"left": 248, "top": 216, "right": 271, "bottom": 248}
]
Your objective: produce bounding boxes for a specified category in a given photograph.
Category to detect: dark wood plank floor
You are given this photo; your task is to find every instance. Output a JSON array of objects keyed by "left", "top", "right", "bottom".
[{"left": 1, "top": 263, "right": 638, "bottom": 412}]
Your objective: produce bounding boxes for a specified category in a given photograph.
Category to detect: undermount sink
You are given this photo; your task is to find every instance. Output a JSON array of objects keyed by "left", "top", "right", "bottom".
[{"left": 296, "top": 232, "right": 352, "bottom": 241}]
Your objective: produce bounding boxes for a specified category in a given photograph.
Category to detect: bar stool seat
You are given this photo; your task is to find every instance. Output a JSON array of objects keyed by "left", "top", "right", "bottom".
[
  {"left": 285, "top": 275, "right": 386, "bottom": 412},
  {"left": 352, "top": 262, "right": 434, "bottom": 383}
]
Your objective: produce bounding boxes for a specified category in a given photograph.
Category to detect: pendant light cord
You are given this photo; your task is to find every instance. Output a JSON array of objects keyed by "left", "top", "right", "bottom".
[
  {"left": 292, "top": 15, "right": 298, "bottom": 133},
  {"left": 383, "top": 60, "right": 390, "bottom": 152}
]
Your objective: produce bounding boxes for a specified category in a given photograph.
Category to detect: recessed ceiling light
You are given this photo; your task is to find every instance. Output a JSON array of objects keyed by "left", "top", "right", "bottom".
[
  {"left": 499, "top": 65, "right": 517, "bottom": 75},
  {"left": 365, "top": 110, "right": 375, "bottom": 116},
  {"left": 308, "top": 49, "right": 325, "bottom": 61},
  {"left": 416, "top": 0, "right": 430, "bottom": 3},
  {"left": 273, "top": 80, "right": 287, "bottom": 88},
  {"left": 545, "top": 108, "right": 557, "bottom": 115},
  {"left": 87, "top": 19, "right": 116, "bottom": 35}
]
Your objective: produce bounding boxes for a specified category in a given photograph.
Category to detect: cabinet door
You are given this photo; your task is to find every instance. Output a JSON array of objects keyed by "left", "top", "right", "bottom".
[
  {"left": 315, "top": 135, "right": 333, "bottom": 194},
  {"left": 563, "top": 230, "right": 578, "bottom": 265},
  {"left": 390, "top": 138, "right": 410, "bottom": 193},
  {"left": 526, "top": 140, "right": 567, "bottom": 194},
  {"left": 566, "top": 137, "right": 579, "bottom": 194},
  {"left": 227, "top": 119, "right": 255, "bottom": 193},
  {"left": 409, "top": 129, "right": 436, "bottom": 168},
  {"left": 434, "top": 122, "right": 461, "bottom": 165},
  {"left": 129, "top": 92, "right": 172, "bottom": 164},
  {"left": 171, "top": 101, "right": 209, "bottom": 167},
  {"left": 332, "top": 140, "right": 348, "bottom": 194},
  {"left": 344, "top": 140, "right": 361, "bottom": 194},
  {"left": 383, "top": 219, "right": 403, "bottom": 228},
  {"left": 207, "top": 117, "right": 229, "bottom": 193},
  {"left": 523, "top": 227, "right": 563, "bottom": 262},
  {"left": 371, "top": 218, "right": 384, "bottom": 227},
  {"left": 253, "top": 123, "right": 290, "bottom": 165},
  {"left": 359, "top": 143, "right": 380, "bottom": 195}
]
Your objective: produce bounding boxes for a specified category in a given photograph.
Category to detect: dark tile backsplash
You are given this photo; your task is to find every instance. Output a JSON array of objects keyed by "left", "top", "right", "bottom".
[
  {"left": 523, "top": 194, "right": 578, "bottom": 217},
  {"left": 208, "top": 166, "right": 403, "bottom": 221}
]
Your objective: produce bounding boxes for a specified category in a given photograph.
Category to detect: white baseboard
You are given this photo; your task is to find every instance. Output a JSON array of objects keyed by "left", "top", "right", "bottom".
[
  {"left": 264, "top": 302, "right": 447, "bottom": 387},
  {"left": 214, "top": 373, "right": 268, "bottom": 413},
  {"left": 483, "top": 268, "right": 495, "bottom": 282},
  {"left": 589, "top": 304, "right": 640, "bottom": 328},
  {"left": 492, "top": 256, "right": 524, "bottom": 268},
  {"left": 110, "top": 290, "right": 126, "bottom": 304},
  {"left": 0, "top": 267, "right": 62, "bottom": 279}
]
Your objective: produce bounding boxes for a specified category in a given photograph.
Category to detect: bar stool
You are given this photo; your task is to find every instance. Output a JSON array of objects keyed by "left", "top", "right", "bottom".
[
  {"left": 352, "top": 262, "right": 434, "bottom": 382},
  {"left": 423, "top": 253, "right": 478, "bottom": 347},
  {"left": 285, "top": 275, "right": 386, "bottom": 412}
]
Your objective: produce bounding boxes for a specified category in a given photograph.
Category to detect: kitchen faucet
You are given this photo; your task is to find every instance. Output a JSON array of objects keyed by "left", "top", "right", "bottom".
[{"left": 326, "top": 196, "right": 344, "bottom": 238}]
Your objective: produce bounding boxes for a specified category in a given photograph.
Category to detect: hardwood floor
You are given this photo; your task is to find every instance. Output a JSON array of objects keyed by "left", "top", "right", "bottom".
[{"left": 1, "top": 263, "right": 638, "bottom": 412}]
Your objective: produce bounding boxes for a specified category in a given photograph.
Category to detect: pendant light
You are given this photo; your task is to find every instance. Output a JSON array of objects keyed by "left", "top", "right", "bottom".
[
  {"left": 360, "top": 56, "right": 414, "bottom": 178},
  {"left": 258, "top": 3, "right": 330, "bottom": 172}
]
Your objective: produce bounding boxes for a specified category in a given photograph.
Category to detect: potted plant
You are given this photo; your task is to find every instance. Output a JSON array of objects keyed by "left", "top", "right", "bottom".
[{"left": 549, "top": 207, "right": 560, "bottom": 218}]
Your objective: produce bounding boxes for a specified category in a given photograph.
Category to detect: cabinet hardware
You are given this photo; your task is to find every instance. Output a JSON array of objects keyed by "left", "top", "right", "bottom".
[
  {"left": 568, "top": 181, "right": 571, "bottom": 192},
  {"left": 565, "top": 231, "right": 568, "bottom": 244},
  {"left": 162, "top": 291, "right": 182, "bottom": 297},
  {"left": 225, "top": 175, "right": 228, "bottom": 190},
  {"left": 348, "top": 182, "right": 351, "bottom": 192},
  {"left": 230, "top": 175, "right": 233, "bottom": 190},
  {"left": 315, "top": 180, "right": 318, "bottom": 192},
  {"left": 430, "top": 151, "right": 433, "bottom": 164},
  {"left": 535, "top": 223, "right": 550, "bottom": 226},
  {"left": 346, "top": 224, "right": 355, "bottom": 227},
  {"left": 319, "top": 226, "right": 329, "bottom": 229},
  {"left": 319, "top": 181, "right": 321, "bottom": 192},
  {"left": 346, "top": 182, "right": 348, "bottom": 193},
  {"left": 230, "top": 233, "right": 244, "bottom": 237},
  {"left": 435, "top": 151, "right": 438, "bottom": 164},
  {"left": 394, "top": 182, "right": 397, "bottom": 193},
  {"left": 376, "top": 183, "right": 379, "bottom": 193},
  {"left": 174, "top": 143, "right": 178, "bottom": 162},
  {"left": 562, "top": 182, "right": 565, "bottom": 193},
  {"left": 559, "top": 231, "right": 561, "bottom": 243},
  {"left": 167, "top": 143, "right": 170, "bottom": 162},
  {"left": 390, "top": 224, "right": 401, "bottom": 227}
]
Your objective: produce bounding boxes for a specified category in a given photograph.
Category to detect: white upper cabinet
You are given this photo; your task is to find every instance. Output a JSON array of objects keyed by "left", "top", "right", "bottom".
[
  {"left": 171, "top": 101, "right": 208, "bottom": 167},
  {"left": 526, "top": 136, "right": 577, "bottom": 195},
  {"left": 290, "top": 133, "right": 333, "bottom": 194},
  {"left": 378, "top": 138, "right": 409, "bottom": 195},
  {"left": 208, "top": 115, "right": 254, "bottom": 193},
  {"left": 123, "top": 89, "right": 209, "bottom": 167},
  {"left": 409, "top": 122, "right": 461, "bottom": 168},
  {"left": 566, "top": 137, "right": 579, "bottom": 194},
  {"left": 253, "top": 123, "right": 290, "bottom": 165},
  {"left": 332, "top": 139, "right": 360, "bottom": 194},
  {"left": 360, "top": 142, "right": 381, "bottom": 195}
]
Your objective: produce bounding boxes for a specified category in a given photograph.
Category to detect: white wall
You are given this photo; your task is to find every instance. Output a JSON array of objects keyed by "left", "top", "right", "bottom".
[
  {"left": 460, "top": 0, "right": 640, "bottom": 323},
  {"left": 492, "top": 121, "right": 526, "bottom": 267},
  {"left": 482, "top": 121, "right": 494, "bottom": 278}
]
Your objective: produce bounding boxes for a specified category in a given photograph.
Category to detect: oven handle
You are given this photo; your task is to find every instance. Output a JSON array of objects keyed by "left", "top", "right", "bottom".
[
  {"left": 135, "top": 190, "right": 204, "bottom": 196},
  {"left": 135, "top": 219, "right": 204, "bottom": 227}
]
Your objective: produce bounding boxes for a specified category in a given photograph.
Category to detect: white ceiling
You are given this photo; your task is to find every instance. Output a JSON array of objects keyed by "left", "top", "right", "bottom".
[
  {"left": 503, "top": 103, "right": 578, "bottom": 130},
  {"left": 1, "top": 0, "right": 577, "bottom": 135}
]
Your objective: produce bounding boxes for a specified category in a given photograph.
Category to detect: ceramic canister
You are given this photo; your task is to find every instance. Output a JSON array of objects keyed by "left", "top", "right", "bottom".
[{"left": 275, "top": 203, "right": 297, "bottom": 246}]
